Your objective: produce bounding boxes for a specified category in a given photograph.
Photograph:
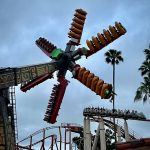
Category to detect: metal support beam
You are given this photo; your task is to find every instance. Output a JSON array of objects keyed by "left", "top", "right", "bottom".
[
  {"left": 69, "top": 129, "right": 72, "bottom": 150},
  {"left": 99, "top": 117, "right": 106, "bottom": 150},
  {"left": 64, "top": 128, "right": 67, "bottom": 150},
  {"left": 29, "top": 136, "right": 32, "bottom": 150},
  {"left": 117, "top": 125, "right": 122, "bottom": 143},
  {"left": 59, "top": 126, "right": 62, "bottom": 150},
  {"left": 92, "top": 123, "right": 100, "bottom": 150},
  {"left": 84, "top": 117, "right": 87, "bottom": 150},
  {"left": 124, "top": 120, "right": 130, "bottom": 142},
  {"left": 51, "top": 135, "right": 54, "bottom": 150},
  {"left": 84, "top": 117, "right": 91, "bottom": 150}
]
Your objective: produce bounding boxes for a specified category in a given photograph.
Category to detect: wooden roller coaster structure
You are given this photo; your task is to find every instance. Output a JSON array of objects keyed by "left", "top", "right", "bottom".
[
  {"left": 16, "top": 117, "right": 147, "bottom": 150},
  {"left": 16, "top": 123, "right": 83, "bottom": 150}
]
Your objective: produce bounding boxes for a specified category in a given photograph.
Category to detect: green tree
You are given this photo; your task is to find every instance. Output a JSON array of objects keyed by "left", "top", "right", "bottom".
[
  {"left": 134, "top": 77, "right": 150, "bottom": 103},
  {"left": 105, "top": 129, "right": 115, "bottom": 150},
  {"left": 104, "top": 49, "right": 124, "bottom": 110},
  {"left": 134, "top": 45, "right": 150, "bottom": 103},
  {"left": 104, "top": 49, "right": 124, "bottom": 142}
]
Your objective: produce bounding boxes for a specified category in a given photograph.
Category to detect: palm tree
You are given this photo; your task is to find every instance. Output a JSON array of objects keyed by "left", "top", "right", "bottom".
[
  {"left": 134, "top": 45, "right": 150, "bottom": 103},
  {"left": 104, "top": 49, "right": 124, "bottom": 143},
  {"left": 134, "top": 76, "right": 150, "bottom": 103},
  {"left": 104, "top": 49, "right": 124, "bottom": 109}
]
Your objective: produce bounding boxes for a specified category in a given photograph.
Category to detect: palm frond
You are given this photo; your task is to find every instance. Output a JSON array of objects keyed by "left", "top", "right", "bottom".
[
  {"left": 143, "top": 94, "right": 148, "bottom": 103},
  {"left": 144, "top": 48, "right": 150, "bottom": 60},
  {"left": 134, "top": 89, "right": 142, "bottom": 101},
  {"left": 138, "top": 60, "right": 150, "bottom": 76},
  {"left": 116, "top": 51, "right": 121, "bottom": 56},
  {"left": 117, "top": 56, "right": 124, "bottom": 62},
  {"left": 115, "top": 59, "right": 119, "bottom": 64},
  {"left": 141, "top": 70, "right": 148, "bottom": 76},
  {"left": 144, "top": 49, "right": 150, "bottom": 54},
  {"left": 109, "top": 49, "right": 116, "bottom": 54},
  {"left": 105, "top": 51, "right": 111, "bottom": 57},
  {"left": 134, "top": 77, "right": 150, "bottom": 103},
  {"left": 105, "top": 57, "right": 111, "bottom": 64},
  {"left": 143, "top": 76, "right": 149, "bottom": 83}
]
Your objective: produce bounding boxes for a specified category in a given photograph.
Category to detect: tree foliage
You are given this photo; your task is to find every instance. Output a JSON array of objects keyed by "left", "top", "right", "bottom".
[
  {"left": 134, "top": 45, "right": 150, "bottom": 103},
  {"left": 105, "top": 129, "right": 115, "bottom": 150},
  {"left": 72, "top": 129, "right": 116, "bottom": 150},
  {"left": 105, "top": 49, "right": 124, "bottom": 65}
]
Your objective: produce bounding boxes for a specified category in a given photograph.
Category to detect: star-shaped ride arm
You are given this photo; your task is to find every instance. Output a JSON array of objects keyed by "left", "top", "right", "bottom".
[
  {"left": 19, "top": 61, "right": 59, "bottom": 92},
  {"left": 72, "top": 65, "right": 112, "bottom": 99},
  {"left": 36, "top": 37, "right": 57, "bottom": 57},
  {"left": 21, "top": 73, "right": 52, "bottom": 92},
  {"left": 85, "top": 22, "right": 126, "bottom": 57},
  {"left": 44, "top": 76, "right": 69, "bottom": 124},
  {"left": 68, "top": 9, "right": 87, "bottom": 45}
]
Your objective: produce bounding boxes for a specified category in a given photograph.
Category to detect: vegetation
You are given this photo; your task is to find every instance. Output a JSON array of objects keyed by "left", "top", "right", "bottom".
[
  {"left": 104, "top": 49, "right": 124, "bottom": 109},
  {"left": 134, "top": 45, "right": 150, "bottom": 103},
  {"left": 105, "top": 129, "right": 115, "bottom": 150}
]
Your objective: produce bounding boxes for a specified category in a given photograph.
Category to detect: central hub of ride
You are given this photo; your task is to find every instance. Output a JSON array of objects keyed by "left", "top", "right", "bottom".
[
  {"left": 50, "top": 48, "right": 63, "bottom": 60},
  {"left": 51, "top": 46, "right": 74, "bottom": 77}
]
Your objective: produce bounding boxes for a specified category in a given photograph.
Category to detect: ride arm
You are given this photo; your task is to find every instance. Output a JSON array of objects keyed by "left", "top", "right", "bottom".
[
  {"left": 0, "top": 62, "right": 58, "bottom": 90},
  {"left": 71, "top": 65, "right": 112, "bottom": 99},
  {"left": 85, "top": 22, "right": 126, "bottom": 57},
  {"left": 70, "top": 22, "right": 126, "bottom": 61},
  {"left": 36, "top": 37, "right": 57, "bottom": 57},
  {"left": 68, "top": 9, "right": 87, "bottom": 45},
  {"left": 44, "top": 76, "right": 68, "bottom": 124}
]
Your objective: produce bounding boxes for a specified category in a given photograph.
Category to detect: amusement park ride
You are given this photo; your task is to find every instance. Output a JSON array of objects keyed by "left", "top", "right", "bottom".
[{"left": 0, "top": 8, "right": 127, "bottom": 124}]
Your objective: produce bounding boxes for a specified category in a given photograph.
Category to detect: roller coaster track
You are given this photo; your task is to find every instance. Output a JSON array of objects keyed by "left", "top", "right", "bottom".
[
  {"left": 83, "top": 107, "right": 148, "bottom": 140},
  {"left": 17, "top": 134, "right": 58, "bottom": 150},
  {"left": 101, "top": 118, "right": 141, "bottom": 140},
  {"left": 17, "top": 126, "right": 60, "bottom": 144},
  {"left": 83, "top": 107, "right": 149, "bottom": 121},
  {"left": 17, "top": 124, "right": 82, "bottom": 149},
  {"left": 17, "top": 126, "right": 60, "bottom": 150}
]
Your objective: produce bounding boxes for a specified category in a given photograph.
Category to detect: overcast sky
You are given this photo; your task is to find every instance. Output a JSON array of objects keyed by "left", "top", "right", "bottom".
[{"left": 0, "top": 0, "right": 150, "bottom": 147}]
